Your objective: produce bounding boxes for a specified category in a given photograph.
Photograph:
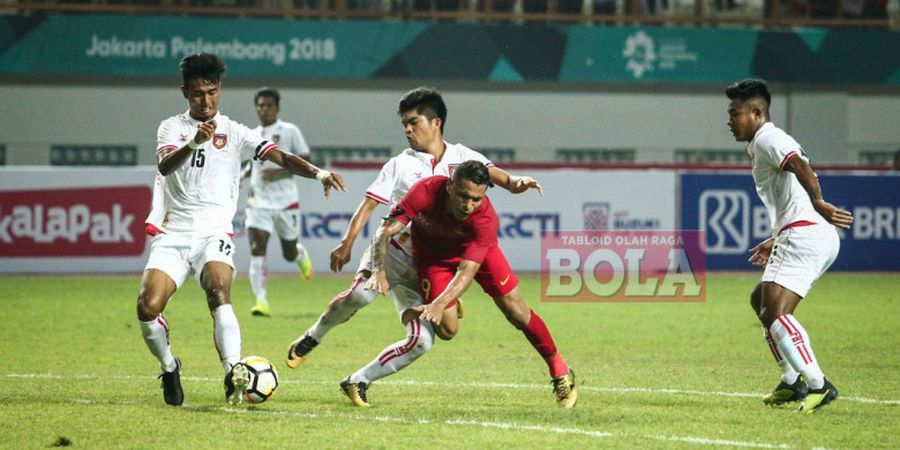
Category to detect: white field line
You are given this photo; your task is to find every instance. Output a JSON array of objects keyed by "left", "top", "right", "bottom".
[
  {"left": 6, "top": 372, "right": 899, "bottom": 406},
  {"left": 64, "top": 397, "right": 795, "bottom": 449}
]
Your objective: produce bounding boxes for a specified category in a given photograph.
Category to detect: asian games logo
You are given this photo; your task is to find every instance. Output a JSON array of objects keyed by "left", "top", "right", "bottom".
[{"left": 622, "top": 31, "right": 656, "bottom": 79}]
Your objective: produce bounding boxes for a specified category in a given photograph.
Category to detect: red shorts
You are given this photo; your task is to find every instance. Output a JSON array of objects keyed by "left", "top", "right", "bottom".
[{"left": 418, "top": 245, "right": 519, "bottom": 305}]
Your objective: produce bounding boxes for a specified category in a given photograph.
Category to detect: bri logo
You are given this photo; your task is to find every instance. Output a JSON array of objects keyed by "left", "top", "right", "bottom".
[
  {"left": 699, "top": 190, "right": 749, "bottom": 255},
  {"left": 697, "top": 189, "right": 776, "bottom": 254}
]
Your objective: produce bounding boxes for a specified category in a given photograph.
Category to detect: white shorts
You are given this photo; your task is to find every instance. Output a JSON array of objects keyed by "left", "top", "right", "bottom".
[
  {"left": 356, "top": 232, "right": 422, "bottom": 318},
  {"left": 356, "top": 229, "right": 414, "bottom": 274},
  {"left": 245, "top": 206, "right": 300, "bottom": 241},
  {"left": 762, "top": 224, "right": 840, "bottom": 298},
  {"left": 145, "top": 231, "right": 236, "bottom": 289}
]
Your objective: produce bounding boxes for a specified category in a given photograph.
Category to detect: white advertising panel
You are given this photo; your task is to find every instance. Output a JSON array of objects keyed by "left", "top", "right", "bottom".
[{"left": 0, "top": 167, "right": 676, "bottom": 274}]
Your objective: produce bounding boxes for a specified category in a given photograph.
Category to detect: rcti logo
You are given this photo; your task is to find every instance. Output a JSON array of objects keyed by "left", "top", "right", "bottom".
[
  {"left": 498, "top": 213, "right": 560, "bottom": 238},
  {"left": 699, "top": 190, "right": 749, "bottom": 254},
  {"left": 301, "top": 212, "right": 369, "bottom": 239},
  {"left": 623, "top": 31, "right": 656, "bottom": 79},
  {"left": 540, "top": 231, "right": 706, "bottom": 302}
]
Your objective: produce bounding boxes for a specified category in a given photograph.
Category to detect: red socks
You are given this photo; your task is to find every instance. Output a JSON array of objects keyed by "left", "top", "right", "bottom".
[{"left": 522, "top": 310, "right": 569, "bottom": 378}]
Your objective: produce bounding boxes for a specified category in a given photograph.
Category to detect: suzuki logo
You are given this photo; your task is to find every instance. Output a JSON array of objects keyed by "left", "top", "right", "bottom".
[{"left": 699, "top": 190, "right": 749, "bottom": 254}]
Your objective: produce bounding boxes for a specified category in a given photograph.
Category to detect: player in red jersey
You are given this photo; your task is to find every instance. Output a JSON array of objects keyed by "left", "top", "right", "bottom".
[{"left": 339, "top": 160, "right": 577, "bottom": 408}]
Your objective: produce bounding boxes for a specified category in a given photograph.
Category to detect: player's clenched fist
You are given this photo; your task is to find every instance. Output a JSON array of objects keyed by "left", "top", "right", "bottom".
[{"left": 194, "top": 120, "right": 217, "bottom": 144}]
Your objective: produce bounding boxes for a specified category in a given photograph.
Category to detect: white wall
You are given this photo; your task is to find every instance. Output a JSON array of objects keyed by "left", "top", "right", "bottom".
[{"left": 1, "top": 83, "right": 898, "bottom": 165}]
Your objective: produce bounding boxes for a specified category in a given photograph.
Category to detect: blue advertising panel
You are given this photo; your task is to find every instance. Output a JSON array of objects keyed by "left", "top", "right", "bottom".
[{"left": 680, "top": 173, "right": 900, "bottom": 271}]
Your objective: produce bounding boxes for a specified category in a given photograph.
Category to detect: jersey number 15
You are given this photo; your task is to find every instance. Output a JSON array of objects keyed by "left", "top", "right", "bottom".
[{"left": 190, "top": 148, "right": 206, "bottom": 168}]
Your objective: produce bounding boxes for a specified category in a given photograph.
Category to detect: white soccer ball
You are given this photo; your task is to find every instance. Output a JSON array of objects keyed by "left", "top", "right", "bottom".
[{"left": 239, "top": 355, "right": 280, "bottom": 404}]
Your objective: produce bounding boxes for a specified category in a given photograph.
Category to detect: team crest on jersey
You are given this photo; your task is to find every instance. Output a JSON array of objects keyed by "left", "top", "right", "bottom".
[
  {"left": 448, "top": 164, "right": 459, "bottom": 176},
  {"left": 212, "top": 134, "right": 227, "bottom": 149},
  {"left": 271, "top": 134, "right": 280, "bottom": 144}
]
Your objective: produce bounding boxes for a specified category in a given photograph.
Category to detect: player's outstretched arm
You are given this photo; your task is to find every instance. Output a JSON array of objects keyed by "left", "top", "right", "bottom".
[
  {"left": 263, "top": 148, "right": 347, "bottom": 197},
  {"left": 783, "top": 154, "right": 853, "bottom": 228},
  {"left": 364, "top": 218, "right": 405, "bottom": 295},
  {"left": 261, "top": 167, "right": 291, "bottom": 182},
  {"left": 331, "top": 198, "right": 380, "bottom": 272},
  {"left": 159, "top": 120, "right": 217, "bottom": 176},
  {"left": 416, "top": 259, "right": 480, "bottom": 325},
  {"left": 488, "top": 167, "right": 544, "bottom": 196}
]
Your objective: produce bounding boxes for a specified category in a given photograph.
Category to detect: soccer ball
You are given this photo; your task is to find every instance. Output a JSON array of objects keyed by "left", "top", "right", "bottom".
[{"left": 239, "top": 355, "right": 280, "bottom": 404}]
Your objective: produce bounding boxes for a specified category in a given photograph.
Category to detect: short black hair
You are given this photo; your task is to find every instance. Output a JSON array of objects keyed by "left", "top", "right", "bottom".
[
  {"left": 398, "top": 87, "right": 448, "bottom": 133},
  {"left": 254, "top": 87, "right": 280, "bottom": 106},
  {"left": 180, "top": 53, "right": 226, "bottom": 87},
  {"left": 451, "top": 160, "right": 490, "bottom": 187},
  {"left": 725, "top": 78, "right": 771, "bottom": 108}
]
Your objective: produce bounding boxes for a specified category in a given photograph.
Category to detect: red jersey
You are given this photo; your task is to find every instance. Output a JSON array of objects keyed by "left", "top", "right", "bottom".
[{"left": 390, "top": 175, "right": 499, "bottom": 265}]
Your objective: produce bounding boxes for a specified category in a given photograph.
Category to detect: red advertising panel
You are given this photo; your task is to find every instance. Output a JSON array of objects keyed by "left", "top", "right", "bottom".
[{"left": 0, "top": 186, "right": 151, "bottom": 257}]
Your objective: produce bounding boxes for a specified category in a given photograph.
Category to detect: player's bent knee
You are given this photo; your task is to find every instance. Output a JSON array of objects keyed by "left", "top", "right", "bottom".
[
  {"left": 750, "top": 285, "right": 762, "bottom": 312},
  {"left": 344, "top": 282, "right": 377, "bottom": 308},
  {"left": 136, "top": 295, "right": 163, "bottom": 321},
  {"left": 436, "top": 323, "right": 457, "bottom": 341},
  {"left": 204, "top": 284, "right": 231, "bottom": 309}
]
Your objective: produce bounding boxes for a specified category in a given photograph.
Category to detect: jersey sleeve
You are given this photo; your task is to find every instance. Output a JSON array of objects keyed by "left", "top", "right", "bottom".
[
  {"left": 239, "top": 123, "right": 276, "bottom": 162},
  {"left": 460, "top": 214, "right": 498, "bottom": 263},
  {"left": 156, "top": 119, "right": 181, "bottom": 161},
  {"left": 365, "top": 158, "right": 398, "bottom": 205},
  {"left": 761, "top": 129, "right": 807, "bottom": 171},
  {"left": 388, "top": 177, "right": 429, "bottom": 226}
]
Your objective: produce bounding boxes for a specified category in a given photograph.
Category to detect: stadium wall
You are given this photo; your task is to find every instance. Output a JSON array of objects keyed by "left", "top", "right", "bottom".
[
  {"left": 1, "top": 167, "right": 896, "bottom": 274},
  {"left": 1, "top": 84, "right": 899, "bottom": 166}
]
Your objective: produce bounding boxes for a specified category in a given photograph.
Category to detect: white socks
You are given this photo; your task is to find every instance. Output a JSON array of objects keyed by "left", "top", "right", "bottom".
[
  {"left": 249, "top": 256, "right": 267, "bottom": 305},
  {"left": 294, "top": 243, "right": 308, "bottom": 265},
  {"left": 306, "top": 276, "right": 377, "bottom": 342},
  {"left": 769, "top": 314, "right": 824, "bottom": 389},
  {"left": 140, "top": 315, "right": 178, "bottom": 373},
  {"left": 348, "top": 319, "right": 435, "bottom": 384},
  {"left": 764, "top": 329, "right": 799, "bottom": 384},
  {"left": 212, "top": 304, "right": 242, "bottom": 373}
]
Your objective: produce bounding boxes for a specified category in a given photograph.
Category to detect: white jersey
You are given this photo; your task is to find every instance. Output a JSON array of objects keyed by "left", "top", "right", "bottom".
[
  {"left": 364, "top": 141, "right": 493, "bottom": 206},
  {"left": 748, "top": 122, "right": 824, "bottom": 235},
  {"left": 146, "top": 111, "right": 274, "bottom": 235},
  {"left": 356, "top": 142, "right": 493, "bottom": 272},
  {"left": 249, "top": 119, "right": 311, "bottom": 209}
]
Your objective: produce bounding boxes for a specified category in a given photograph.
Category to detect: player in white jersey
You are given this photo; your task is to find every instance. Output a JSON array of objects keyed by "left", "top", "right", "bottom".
[
  {"left": 726, "top": 79, "right": 853, "bottom": 414},
  {"left": 284, "top": 88, "right": 544, "bottom": 398},
  {"left": 243, "top": 87, "right": 314, "bottom": 317},
  {"left": 137, "top": 53, "right": 346, "bottom": 407}
]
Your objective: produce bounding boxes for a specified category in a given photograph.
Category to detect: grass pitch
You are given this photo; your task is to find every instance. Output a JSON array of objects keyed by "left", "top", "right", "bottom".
[{"left": 0, "top": 272, "right": 898, "bottom": 449}]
